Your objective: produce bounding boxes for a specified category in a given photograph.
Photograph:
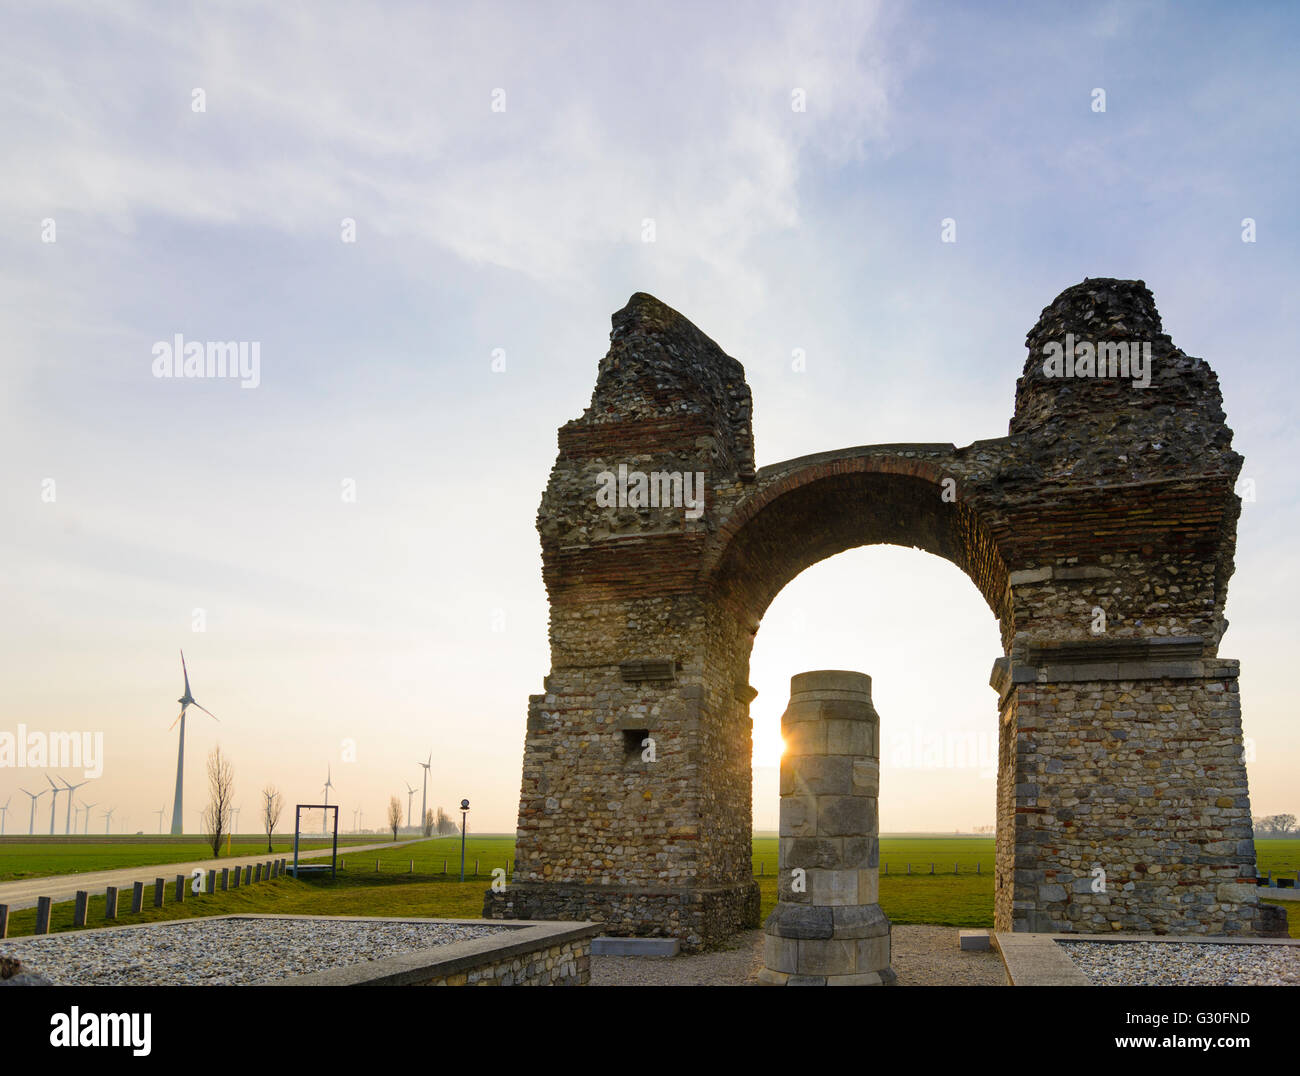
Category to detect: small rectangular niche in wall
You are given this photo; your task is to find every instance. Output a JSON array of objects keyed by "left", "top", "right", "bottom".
[{"left": 622, "top": 729, "right": 650, "bottom": 761}]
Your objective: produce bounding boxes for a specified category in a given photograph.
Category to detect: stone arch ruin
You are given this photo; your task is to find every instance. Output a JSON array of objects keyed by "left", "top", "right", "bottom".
[{"left": 486, "top": 278, "right": 1261, "bottom": 950}]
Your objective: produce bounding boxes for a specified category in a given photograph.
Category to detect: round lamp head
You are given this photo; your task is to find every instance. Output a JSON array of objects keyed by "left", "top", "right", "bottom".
[{"left": 460, "top": 799, "right": 470, "bottom": 811}]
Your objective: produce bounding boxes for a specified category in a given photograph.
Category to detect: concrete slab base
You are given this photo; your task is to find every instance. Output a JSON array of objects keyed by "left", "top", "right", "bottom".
[
  {"left": 959, "top": 929, "right": 991, "bottom": 951},
  {"left": 591, "top": 936, "right": 680, "bottom": 957}
]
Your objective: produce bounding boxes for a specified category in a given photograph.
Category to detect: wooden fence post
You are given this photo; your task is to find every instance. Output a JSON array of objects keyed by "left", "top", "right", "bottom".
[
  {"left": 0, "top": 903, "right": 8, "bottom": 939},
  {"left": 35, "top": 896, "right": 51, "bottom": 934},
  {"left": 105, "top": 886, "right": 118, "bottom": 920},
  {"left": 154, "top": 878, "right": 165, "bottom": 906},
  {"left": 174, "top": 875, "right": 185, "bottom": 902},
  {"left": 131, "top": 881, "right": 144, "bottom": 914},
  {"left": 220, "top": 868, "right": 229, "bottom": 891},
  {"left": 74, "top": 891, "right": 88, "bottom": 927}
]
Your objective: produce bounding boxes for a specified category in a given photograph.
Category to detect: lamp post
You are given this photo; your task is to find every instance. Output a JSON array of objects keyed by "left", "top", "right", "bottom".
[{"left": 459, "top": 799, "right": 470, "bottom": 881}]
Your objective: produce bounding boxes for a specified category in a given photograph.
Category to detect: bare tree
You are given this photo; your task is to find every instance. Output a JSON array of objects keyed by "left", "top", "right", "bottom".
[
  {"left": 1257, "top": 813, "right": 1297, "bottom": 837},
  {"left": 423, "top": 807, "right": 435, "bottom": 837},
  {"left": 436, "top": 806, "right": 458, "bottom": 836},
  {"left": 202, "top": 745, "right": 235, "bottom": 858},
  {"left": 262, "top": 784, "right": 283, "bottom": 853},
  {"left": 388, "top": 796, "right": 403, "bottom": 842}
]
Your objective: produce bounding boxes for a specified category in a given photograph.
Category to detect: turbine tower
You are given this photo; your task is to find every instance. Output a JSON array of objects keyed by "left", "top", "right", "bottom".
[
  {"left": 60, "top": 777, "right": 89, "bottom": 835},
  {"left": 169, "top": 649, "right": 218, "bottom": 836},
  {"left": 418, "top": 751, "right": 431, "bottom": 832},
  {"left": 102, "top": 806, "right": 115, "bottom": 834},
  {"left": 45, "top": 774, "right": 61, "bottom": 835},
  {"left": 19, "top": 787, "right": 45, "bottom": 835},
  {"left": 0, "top": 796, "right": 9, "bottom": 835},
  {"left": 321, "top": 766, "right": 334, "bottom": 834},
  {"left": 80, "top": 801, "right": 96, "bottom": 834},
  {"left": 152, "top": 806, "right": 166, "bottom": 833},
  {"left": 404, "top": 782, "right": 417, "bottom": 829}
]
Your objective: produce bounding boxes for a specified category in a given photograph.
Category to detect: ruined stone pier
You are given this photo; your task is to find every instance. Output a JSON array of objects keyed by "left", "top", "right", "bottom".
[{"left": 759, "top": 671, "right": 894, "bottom": 986}]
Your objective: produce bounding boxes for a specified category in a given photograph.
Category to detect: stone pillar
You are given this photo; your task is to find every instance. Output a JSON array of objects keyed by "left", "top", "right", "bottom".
[{"left": 760, "top": 671, "right": 894, "bottom": 986}]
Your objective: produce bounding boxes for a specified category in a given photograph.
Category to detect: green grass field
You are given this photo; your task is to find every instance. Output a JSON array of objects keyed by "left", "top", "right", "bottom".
[
  {"left": 0, "top": 834, "right": 406, "bottom": 882},
  {"left": 3, "top": 835, "right": 1296, "bottom": 940}
]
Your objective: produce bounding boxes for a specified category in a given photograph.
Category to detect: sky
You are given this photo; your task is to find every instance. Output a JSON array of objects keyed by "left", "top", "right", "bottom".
[{"left": 0, "top": 0, "right": 1296, "bottom": 836}]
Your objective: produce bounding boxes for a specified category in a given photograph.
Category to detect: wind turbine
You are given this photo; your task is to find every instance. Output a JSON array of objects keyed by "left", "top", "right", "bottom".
[
  {"left": 80, "top": 801, "right": 96, "bottom": 834},
  {"left": 102, "top": 806, "right": 115, "bottom": 834},
  {"left": 152, "top": 806, "right": 166, "bottom": 833},
  {"left": 230, "top": 806, "right": 240, "bottom": 834},
  {"left": 404, "top": 782, "right": 417, "bottom": 829},
  {"left": 351, "top": 807, "right": 359, "bottom": 832},
  {"left": 418, "top": 751, "right": 431, "bottom": 832},
  {"left": 19, "top": 787, "right": 45, "bottom": 835},
  {"left": 46, "top": 774, "right": 66, "bottom": 835},
  {"left": 169, "top": 649, "right": 218, "bottom": 836},
  {"left": 321, "top": 766, "right": 334, "bottom": 834},
  {"left": 0, "top": 796, "right": 9, "bottom": 835},
  {"left": 60, "top": 777, "right": 90, "bottom": 834}
]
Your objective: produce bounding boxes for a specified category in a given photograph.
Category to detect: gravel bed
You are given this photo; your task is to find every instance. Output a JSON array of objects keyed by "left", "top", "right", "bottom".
[
  {"left": 1060, "top": 941, "right": 1300, "bottom": 986},
  {"left": 0, "top": 918, "right": 504, "bottom": 985},
  {"left": 591, "top": 925, "right": 1007, "bottom": 986}
]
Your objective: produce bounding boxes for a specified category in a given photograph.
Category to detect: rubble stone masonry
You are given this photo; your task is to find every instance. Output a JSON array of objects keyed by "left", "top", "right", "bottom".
[{"left": 485, "top": 279, "right": 1263, "bottom": 948}]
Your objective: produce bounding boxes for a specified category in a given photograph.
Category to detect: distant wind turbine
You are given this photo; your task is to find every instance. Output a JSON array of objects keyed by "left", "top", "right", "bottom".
[
  {"left": 152, "top": 806, "right": 166, "bottom": 833},
  {"left": 351, "top": 807, "right": 359, "bottom": 832},
  {"left": 80, "top": 801, "right": 96, "bottom": 834},
  {"left": 230, "top": 806, "right": 240, "bottom": 834},
  {"left": 169, "top": 649, "right": 218, "bottom": 836},
  {"left": 20, "top": 787, "right": 45, "bottom": 835},
  {"left": 418, "top": 752, "right": 431, "bottom": 831},
  {"left": 45, "top": 774, "right": 61, "bottom": 835},
  {"left": 0, "top": 796, "right": 9, "bottom": 835},
  {"left": 60, "top": 777, "right": 90, "bottom": 835},
  {"left": 102, "top": 806, "right": 115, "bottom": 834},
  {"left": 404, "top": 782, "right": 417, "bottom": 829},
  {"left": 322, "top": 766, "right": 334, "bottom": 834}
]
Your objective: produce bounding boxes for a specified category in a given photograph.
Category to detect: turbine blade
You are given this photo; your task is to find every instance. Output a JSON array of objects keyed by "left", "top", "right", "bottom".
[
  {"left": 181, "top": 649, "right": 192, "bottom": 695},
  {"left": 192, "top": 702, "right": 218, "bottom": 722},
  {"left": 169, "top": 707, "right": 185, "bottom": 731}
]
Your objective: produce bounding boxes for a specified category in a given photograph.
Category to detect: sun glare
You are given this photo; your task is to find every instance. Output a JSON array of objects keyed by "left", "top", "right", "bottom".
[{"left": 753, "top": 720, "right": 785, "bottom": 768}]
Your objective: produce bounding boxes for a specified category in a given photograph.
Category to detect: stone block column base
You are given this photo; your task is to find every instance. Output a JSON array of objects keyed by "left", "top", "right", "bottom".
[{"left": 484, "top": 880, "right": 760, "bottom": 953}]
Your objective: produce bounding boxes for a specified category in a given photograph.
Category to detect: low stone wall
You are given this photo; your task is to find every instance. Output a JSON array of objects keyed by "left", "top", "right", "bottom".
[
  {"left": 275, "top": 917, "right": 599, "bottom": 986},
  {"left": 419, "top": 935, "right": 589, "bottom": 985}
]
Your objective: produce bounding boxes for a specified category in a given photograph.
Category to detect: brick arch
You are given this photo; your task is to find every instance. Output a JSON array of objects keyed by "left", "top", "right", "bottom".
[{"left": 700, "top": 450, "right": 1013, "bottom": 644}]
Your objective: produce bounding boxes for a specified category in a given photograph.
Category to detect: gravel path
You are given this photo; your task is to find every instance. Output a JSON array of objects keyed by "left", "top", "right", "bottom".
[
  {"left": 1061, "top": 941, "right": 1300, "bottom": 986},
  {"left": 592, "top": 925, "right": 1006, "bottom": 986},
  {"left": 0, "top": 918, "right": 502, "bottom": 985}
]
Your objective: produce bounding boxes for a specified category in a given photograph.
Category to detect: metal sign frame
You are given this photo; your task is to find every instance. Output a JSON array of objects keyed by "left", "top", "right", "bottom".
[{"left": 291, "top": 803, "right": 339, "bottom": 879}]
